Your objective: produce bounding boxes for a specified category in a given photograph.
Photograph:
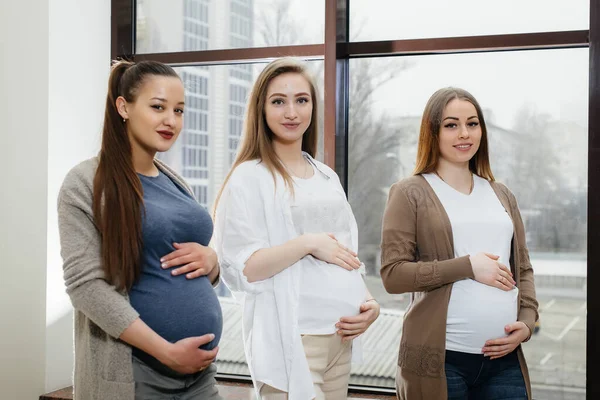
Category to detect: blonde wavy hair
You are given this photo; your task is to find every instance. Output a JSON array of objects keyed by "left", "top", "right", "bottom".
[{"left": 213, "top": 57, "right": 319, "bottom": 214}]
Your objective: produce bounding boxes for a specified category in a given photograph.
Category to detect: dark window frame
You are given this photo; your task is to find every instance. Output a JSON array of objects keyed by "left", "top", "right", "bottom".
[{"left": 112, "top": 0, "right": 598, "bottom": 396}]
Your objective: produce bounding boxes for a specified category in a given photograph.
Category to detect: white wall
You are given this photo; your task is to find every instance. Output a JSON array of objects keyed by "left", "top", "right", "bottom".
[
  {"left": 0, "top": 0, "right": 110, "bottom": 397},
  {"left": 46, "top": 0, "right": 110, "bottom": 393},
  {"left": 0, "top": 0, "right": 49, "bottom": 398}
]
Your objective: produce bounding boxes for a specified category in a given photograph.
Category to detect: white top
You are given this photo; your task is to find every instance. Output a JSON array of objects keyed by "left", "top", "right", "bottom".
[
  {"left": 213, "top": 153, "right": 365, "bottom": 400},
  {"left": 423, "top": 173, "right": 518, "bottom": 354},
  {"left": 291, "top": 164, "right": 367, "bottom": 334}
]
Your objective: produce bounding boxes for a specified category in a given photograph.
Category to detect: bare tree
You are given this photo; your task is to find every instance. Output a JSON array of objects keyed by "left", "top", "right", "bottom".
[
  {"left": 257, "top": 1, "right": 299, "bottom": 46},
  {"left": 347, "top": 59, "right": 412, "bottom": 273},
  {"left": 508, "top": 107, "right": 586, "bottom": 253}
]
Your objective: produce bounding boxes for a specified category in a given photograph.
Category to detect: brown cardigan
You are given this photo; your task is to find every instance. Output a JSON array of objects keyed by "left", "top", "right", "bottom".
[{"left": 380, "top": 175, "right": 539, "bottom": 400}]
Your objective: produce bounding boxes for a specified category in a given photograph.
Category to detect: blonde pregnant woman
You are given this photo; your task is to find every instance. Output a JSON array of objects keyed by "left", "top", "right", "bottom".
[{"left": 213, "top": 58, "right": 380, "bottom": 400}]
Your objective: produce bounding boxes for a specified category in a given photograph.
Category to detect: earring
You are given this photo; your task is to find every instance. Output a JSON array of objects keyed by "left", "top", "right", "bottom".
[{"left": 123, "top": 118, "right": 127, "bottom": 123}]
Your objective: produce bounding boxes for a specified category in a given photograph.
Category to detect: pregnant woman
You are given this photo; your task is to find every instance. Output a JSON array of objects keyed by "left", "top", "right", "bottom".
[
  {"left": 380, "top": 87, "right": 539, "bottom": 400},
  {"left": 213, "top": 57, "right": 380, "bottom": 400},
  {"left": 58, "top": 60, "right": 223, "bottom": 400}
]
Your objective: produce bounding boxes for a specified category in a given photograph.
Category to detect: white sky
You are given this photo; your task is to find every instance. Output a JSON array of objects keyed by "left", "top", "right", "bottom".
[
  {"left": 348, "top": 0, "right": 590, "bottom": 129},
  {"left": 364, "top": 49, "right": 589, "bottom": 129},
  {"left": 274, "top": 0, "right": 589, "bottom": 129},
  {"left": 349, "top": 0, "right": 589, "bottom": 41}
]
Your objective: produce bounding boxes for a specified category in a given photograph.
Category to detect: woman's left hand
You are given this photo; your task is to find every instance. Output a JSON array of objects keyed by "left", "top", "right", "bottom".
[
  {"left": 482, "top": 321, "right": 531, "bottom": 360},
  {"left": 336, "top": 300, "right": 381, "bottom": 342},
  {"left": 160, "top": 242, "right": 218, "bottom": 279}
]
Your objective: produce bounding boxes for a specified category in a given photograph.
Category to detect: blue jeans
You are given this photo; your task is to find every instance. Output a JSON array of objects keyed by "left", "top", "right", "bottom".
[{"left": 445, "top": 349, "right": 527, "bottom": 400}]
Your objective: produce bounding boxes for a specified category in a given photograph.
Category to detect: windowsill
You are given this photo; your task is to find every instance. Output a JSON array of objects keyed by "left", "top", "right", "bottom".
[
  {"left": 40, "top": 380, "right": 397, "bottom": 400},
  {"left": 217, "top": 377, "right": 397, "bottom": 399}
]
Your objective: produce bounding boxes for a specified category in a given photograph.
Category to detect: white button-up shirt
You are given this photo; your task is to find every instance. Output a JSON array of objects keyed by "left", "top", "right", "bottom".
[{"left": 213, "top": 154, "right": 364, "bottom": 400}]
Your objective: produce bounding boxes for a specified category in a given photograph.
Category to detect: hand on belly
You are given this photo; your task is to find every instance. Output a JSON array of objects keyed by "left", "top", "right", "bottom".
[
  {"left": 446, "top": 280, "right": 518, "bottom": 353},
  {"left": 482, "top": 321, "right": 531, "bottom": 359}
]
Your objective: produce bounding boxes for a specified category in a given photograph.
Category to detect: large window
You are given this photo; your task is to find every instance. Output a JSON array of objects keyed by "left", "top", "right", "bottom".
[
  {"left": 116, "top": 0, "right": 596, "bottom": 397},
  {"left": 136, "top": 0, "right": 324, "bottom": 53},
  {"left": 349, "top": 0, "right": 589, "bottom": 41},
  {"left": 348, "top": 50, "right": 588, "bottom": 397}
]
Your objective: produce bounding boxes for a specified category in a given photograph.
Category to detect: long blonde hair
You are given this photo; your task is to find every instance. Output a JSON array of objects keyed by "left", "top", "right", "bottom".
[
  {"left": 213, "top": 57, "right": 319, "bottom": 213},
  {"left": 413, "top": 87, "right": 495, "bottom": 181}
]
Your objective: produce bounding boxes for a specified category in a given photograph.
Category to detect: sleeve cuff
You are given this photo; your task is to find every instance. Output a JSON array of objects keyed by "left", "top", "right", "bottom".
[
  {"left": 518, "top": 307, "right": 538, "bottom": 342},
  {"left": 439, "top": 255, "right": 474, "bottom": 284},
  {"left": 221, "top": 243, "right": 271, "bottom": 294}
]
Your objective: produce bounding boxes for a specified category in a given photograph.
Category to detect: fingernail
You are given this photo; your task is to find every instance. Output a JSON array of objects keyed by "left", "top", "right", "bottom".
[
  {"left": 160, "top": 258, "right": 164, "bottom": 262},
  {"left": 186, "top": 274, "right": 192, "bottom": 278},
  {"left": 209, "top": 334, "right": 215, "bottom": 339},
  {"left": 172, "top": 270, "right": 178, "bottom": 275},
  {"left": 161, "top": 262, "right": 168, "bottom": 268}
]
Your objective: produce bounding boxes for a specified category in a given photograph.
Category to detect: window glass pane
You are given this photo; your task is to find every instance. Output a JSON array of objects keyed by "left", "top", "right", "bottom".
[
  {"left": 136, "top": 0, "right": 324, "bottom": 53},
  {"left": 157, "top": 60, "right": 324, "bottom": 375},
  {"left": 348, "top": 49, "right": 587, "bottom": 397},
  {"left": 350, "top": 0, "right": 589, "bottom": 41}
]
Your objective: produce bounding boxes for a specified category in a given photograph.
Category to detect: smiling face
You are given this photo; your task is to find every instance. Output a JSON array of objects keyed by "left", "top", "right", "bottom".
[
  {"left": 117, "top": 75, "right": 185, "bottom": 156},
  {"left": 264, "top": 72, "right": 313, "bottom": 146},
  {"left": 438, "top": 98, "right": 482, "bottom": 167}
]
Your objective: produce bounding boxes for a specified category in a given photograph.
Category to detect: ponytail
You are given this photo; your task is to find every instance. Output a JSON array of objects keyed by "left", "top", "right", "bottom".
[{"left": 93, "top": 60, "right": 179, "bottom": 291}]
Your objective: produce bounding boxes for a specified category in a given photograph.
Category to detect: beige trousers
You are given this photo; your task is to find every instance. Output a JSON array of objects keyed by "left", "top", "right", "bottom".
[{"left": 260, "top": 334, "right": 352, "bottom": 400}]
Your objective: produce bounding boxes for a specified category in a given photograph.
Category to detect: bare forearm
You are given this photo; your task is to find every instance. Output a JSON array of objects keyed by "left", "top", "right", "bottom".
[
  {"left": 244, "top": 235, "right": 312, "bottom": 282},
  {"left": 120, "top": 318, "right": 171, "bottom": 364}
]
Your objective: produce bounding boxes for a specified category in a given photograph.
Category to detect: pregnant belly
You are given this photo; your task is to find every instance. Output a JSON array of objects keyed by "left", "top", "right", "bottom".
[
  {"left": 446, "top": 279, "right": 519, "bottom": 354},
  {"left": 130, "top": 275, "right": 223, "bottom": 350},
  {"left": 298, "top": 260, "right": 366, "bottom": 333}
]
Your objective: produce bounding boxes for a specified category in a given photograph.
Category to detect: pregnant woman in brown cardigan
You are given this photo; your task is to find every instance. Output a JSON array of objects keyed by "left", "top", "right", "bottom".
[{"left": 380, "top": 87, "right": 539, "bottom": 400}]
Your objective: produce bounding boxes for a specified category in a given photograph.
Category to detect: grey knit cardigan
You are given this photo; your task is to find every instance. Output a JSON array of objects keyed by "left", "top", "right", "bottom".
[{"left": 57, "top": 157, "right": 204, "bottom": 399}]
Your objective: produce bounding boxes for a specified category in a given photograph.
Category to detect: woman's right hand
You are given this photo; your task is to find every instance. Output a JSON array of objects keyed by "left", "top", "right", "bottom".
[
  {"left": 469, "top": 252, "right": 516, "bottom": 291},
  {"left": 159, "top": 334, "right": 219, "bottom": 374},
  {"left": 305, "top": 233, "right": 361, "bottom": 271}
]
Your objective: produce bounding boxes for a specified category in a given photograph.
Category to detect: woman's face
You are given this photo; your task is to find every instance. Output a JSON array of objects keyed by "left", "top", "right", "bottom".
[
  {"left": 437, "top": 98, "right": 482, "bottom": 166},
  {"left": 264, "top": 72, "right": 313, "bottom": 146},
  {"left": 118, "top": 75, "right": 185, "bottom": 155}
]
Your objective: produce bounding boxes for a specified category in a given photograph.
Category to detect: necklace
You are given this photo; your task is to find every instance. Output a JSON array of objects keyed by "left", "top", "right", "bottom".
[
  {"left": 435, "top": 170, "right": 474, "bottom": 195},
  {"left": 281, "top": 156, "right": 309, "bottom": 179}
]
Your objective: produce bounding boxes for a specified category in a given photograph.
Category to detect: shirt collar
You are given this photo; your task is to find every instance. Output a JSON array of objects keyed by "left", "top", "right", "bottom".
[{"left": 302, "top": 151, "right": 330, "bottom": 180}]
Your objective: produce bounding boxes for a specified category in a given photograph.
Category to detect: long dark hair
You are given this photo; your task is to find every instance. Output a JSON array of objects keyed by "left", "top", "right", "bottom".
[
  {"left": 93, "top": 60, "right": 180, "bottom": 291},
  {"left": 413, "top": 87, "right": 495, "bottom": 181}
]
